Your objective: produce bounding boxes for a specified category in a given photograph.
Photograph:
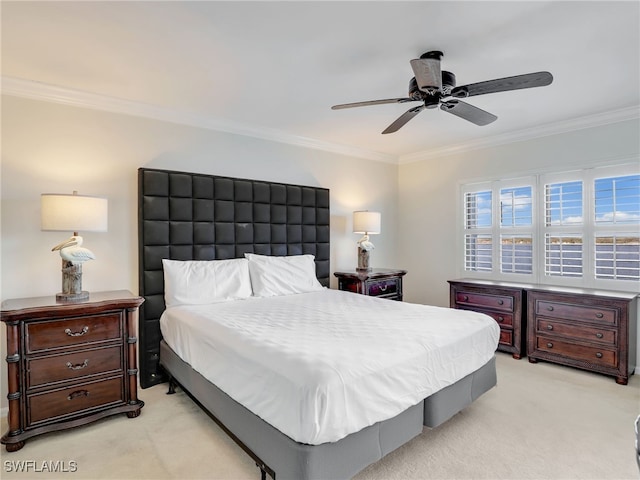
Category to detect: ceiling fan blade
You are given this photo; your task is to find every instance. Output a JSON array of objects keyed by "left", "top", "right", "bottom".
[
  {"left": 381, "top": 105, "right": 425, "bottom": 134},
  {"left": 451, "top": 71, "right": 553, "bottom": 98},
  {"left": 410, "top": 51, "right": 443, "bottom": 94},
  {"left": 331, "top": 98, "right": 417, "bottom": 110},
  {"left": 440, "top": 100, "right": 497, "bottom": 126}
]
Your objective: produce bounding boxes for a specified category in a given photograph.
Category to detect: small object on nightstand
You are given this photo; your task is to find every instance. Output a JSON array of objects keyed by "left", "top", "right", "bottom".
[
  {"left": 334, "top": 268, "right": 407, "bottom": 301},
  {"left": 0, "top": 290, "right": 144, "bottom": 452},
  {"left": 352, "top": 211, "right": 381, "bottom": 271},
  {"left": 41, "top": 191, "right": 108, "bottom": 302}
]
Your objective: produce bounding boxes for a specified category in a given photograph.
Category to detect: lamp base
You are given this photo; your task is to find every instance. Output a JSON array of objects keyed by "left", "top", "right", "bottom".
[
  {"left": 57, "top": 260, "right": 89, "bottom": 303},
  {"left": 56, "top": 291, "right": 90, "bottom": 303},
  {"left": 357, "top": 247, "right": 372, "bottom": 271}
]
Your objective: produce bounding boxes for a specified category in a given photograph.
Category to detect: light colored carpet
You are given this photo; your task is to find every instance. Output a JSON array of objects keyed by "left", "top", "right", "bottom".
[{"left": 2, "top": 354, "right": 639, "bottom": 480}]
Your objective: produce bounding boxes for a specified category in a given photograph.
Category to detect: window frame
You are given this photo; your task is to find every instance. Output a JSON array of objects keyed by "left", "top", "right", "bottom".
[
  {"left": 461, "top": 176, "right": 536, "bottom": 282},
  {"left": 458, "top": 162, "right": 639, "bottom": 292}
]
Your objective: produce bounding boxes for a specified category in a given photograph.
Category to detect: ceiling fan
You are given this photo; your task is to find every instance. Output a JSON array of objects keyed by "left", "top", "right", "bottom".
[{"left": 331, "top": 51, "right": 553, "bottom": 134}]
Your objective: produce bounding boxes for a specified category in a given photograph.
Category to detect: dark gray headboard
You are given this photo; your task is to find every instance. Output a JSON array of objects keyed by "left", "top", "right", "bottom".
[{"left": 138, "top": 168, "right": 330, "bottom": 388}]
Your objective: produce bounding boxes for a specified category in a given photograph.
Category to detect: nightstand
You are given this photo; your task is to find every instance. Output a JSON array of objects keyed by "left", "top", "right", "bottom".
[
  {"left": 1, "top": 290, "right": 144, "bottom": 452},
  {"left": 334, "top": 268, "right": 407, "bottom": 301}
]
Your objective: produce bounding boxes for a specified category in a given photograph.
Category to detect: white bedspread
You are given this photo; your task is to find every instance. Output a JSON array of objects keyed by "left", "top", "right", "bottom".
[{"left": 160, "top": 289, "right": 499, "bottom": 445}]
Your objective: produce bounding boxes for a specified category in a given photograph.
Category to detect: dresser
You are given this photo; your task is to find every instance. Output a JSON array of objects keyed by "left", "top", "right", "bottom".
[
  {"left": 334, "top": 268, "right": 407, "bottom": 301},
  {"left": 527, "top": 287, "right": 637, "bottom": 385},
  {"left": 448, "top": 279, "right": 526, "bottom": 359},
  {"left": 1, "top": 290, "right": 144, "bottom": 451}
]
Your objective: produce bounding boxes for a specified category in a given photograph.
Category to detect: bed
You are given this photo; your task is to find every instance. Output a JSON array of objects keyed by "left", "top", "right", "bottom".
[{"left": 138, "top": 168, "right": 499, "bottom": 480}]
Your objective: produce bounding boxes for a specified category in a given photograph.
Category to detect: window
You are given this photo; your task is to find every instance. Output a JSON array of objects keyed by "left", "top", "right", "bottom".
[
  {"left": 464, "top": 190, "right": 492, "bottom": 272},
  {"left": 460, "top": 163, "right": 639, "bottom": 289},
  {"left": 542, "top": 178, "right": 583, "bottom": 278},
  {"left": 500, "top": 186, "right": 533, "bottom": 274},
  {"left": 593, "top": 173, "right": 640, "bottom": 282},
  {"left": 463, "top": 180, "right": 534, "bottom": 278}
]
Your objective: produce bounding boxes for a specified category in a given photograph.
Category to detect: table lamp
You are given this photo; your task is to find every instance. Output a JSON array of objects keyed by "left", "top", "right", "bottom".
[
  {"left": 353, "top": 210, "right": 381, "bottom": 271},
  {"left": 41, "top": 191, "right": 108, "bottom": 302}
]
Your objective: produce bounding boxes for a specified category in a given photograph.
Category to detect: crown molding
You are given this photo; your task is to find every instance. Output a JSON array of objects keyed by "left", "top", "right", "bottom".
[
  {"left": 3, "top": 76, "right": 637, "bottom": 166},
  {"left": 0, "top": 76, "right": 397, "bottom": 164},
  {"left": 398, "top": 105, "right": 640, "bottom": 164}
]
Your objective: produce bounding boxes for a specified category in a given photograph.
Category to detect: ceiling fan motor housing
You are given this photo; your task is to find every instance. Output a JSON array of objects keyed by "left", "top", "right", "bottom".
[
  {"left": 409, "top": 70, "right": 457, "bottom": 108},
  {"left": 441, "top": 70, "right": 456, "bottom": 93}
]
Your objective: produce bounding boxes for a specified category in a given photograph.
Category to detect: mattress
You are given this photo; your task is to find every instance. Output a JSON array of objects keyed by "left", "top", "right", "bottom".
[{"left": 159, "top": 289, "right": 499, "bottom": 445}]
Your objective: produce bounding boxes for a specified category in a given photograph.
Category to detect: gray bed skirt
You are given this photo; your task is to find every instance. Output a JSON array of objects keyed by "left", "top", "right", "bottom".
[{"left": 159, "top": 340, "right": 496, "bottom": 480}]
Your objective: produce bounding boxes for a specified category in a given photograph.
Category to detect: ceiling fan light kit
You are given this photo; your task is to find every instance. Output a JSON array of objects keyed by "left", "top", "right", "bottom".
[{"left": 332, "top": 50, "right": 553, "bottom": 134}]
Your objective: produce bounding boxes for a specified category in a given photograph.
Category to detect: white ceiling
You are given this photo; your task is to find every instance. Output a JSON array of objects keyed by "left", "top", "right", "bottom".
[{"left": 2, "top": 1, "right": 639, "bottom": 163}]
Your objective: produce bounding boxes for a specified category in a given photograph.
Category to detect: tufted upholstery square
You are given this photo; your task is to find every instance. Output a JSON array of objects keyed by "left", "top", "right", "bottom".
[{"left": 138, "top": 168, "right": 331, "bottom": 388}]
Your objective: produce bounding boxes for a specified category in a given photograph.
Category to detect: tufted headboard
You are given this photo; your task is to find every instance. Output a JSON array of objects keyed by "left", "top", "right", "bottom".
[{"left": 138, "top": 168, "right": 330, "bottom": 388}]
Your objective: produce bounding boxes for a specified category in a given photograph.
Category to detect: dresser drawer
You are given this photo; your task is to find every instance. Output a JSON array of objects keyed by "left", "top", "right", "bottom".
[
  {"left": 27, "top": 345, "right": 123, "bottom": 389},
  {"left": 366, "top": 278, "right": 399, "bottom": 297},
  {"left": 483, "top": 311, "right": 513, "bottom": 327},
  {"left": 535, "top": 300, "right": 617, "bottom": 326},
  {"left": 499, "top": 329, "right": 513, "bottom": 347},
  {"left": 455, "top": 291, "right": 513, "bottom": 312},
  {"left": 26, "top": 312, "right": 122, "bottom": 353},
  {"left": 535, "top": 337, "right": 617, "bottom": 368},
  {"left": 537, "top": 319, "right": 616, "bottom": 346},
  {"left": 27, "top": 376, "right": 124, "bottom": 426}
]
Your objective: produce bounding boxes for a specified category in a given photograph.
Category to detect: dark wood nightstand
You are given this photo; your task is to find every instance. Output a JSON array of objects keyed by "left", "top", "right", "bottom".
[
  {"left": 334, "top": 268, "right": 407, "bottom": 301},
  {"left": 1, "top": 290, "right": 144, "bottom": 452},
  {"left": 448, "top": 279, "right": 526, "bottom": 359}
]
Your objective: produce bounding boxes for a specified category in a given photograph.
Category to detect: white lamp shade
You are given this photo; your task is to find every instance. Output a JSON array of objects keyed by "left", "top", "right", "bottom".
[
  {"left": 353, "top": 211, "right": 381, "bottom": 234},
  {"left": 41, "top": 193, "right": 108, "bottom": 232}
]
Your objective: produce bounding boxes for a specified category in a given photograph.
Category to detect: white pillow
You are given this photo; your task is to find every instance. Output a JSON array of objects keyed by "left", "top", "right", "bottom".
[
  {"left": 245, "top": 254, "right": 324, "bottom": 297},
  {"left": 162, "top": 258, "right": 252, "bottom": 307}
]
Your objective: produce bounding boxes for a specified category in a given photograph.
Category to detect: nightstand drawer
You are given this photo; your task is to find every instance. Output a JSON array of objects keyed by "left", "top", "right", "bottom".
[
  {"left": 535, "top": 300, "right": 616, "bottom": 325},
  {"left": 334, "top": 269, "right": 406, "bottom": 302},
  {"left": 535, "top": 337, "right": 617, "bottom": 368},
  {"left": 26, "top": 312, "right": 122, "bottom": 353},
  {"left": 455, "top": 291, "right": 513, "bottom": 312},
  {"left": 27, "top": 376, "right": 124, "bottom": 426},
  {"left": 366, "top": 278, "right": 399, "bottom": 297},
  {"left": 27, "top": 345, "right": 123, "bottom": 389},
  {"left": 536, "top": 319, "right": 616, "bottom": 346}
]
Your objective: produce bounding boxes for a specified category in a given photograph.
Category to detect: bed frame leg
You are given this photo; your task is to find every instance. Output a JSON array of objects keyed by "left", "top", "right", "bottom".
[{"left": 167, "top": 377, "right": 177, "bottom": 395}]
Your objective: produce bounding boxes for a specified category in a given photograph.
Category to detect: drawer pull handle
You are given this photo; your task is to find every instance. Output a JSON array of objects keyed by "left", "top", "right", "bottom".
[
  {"left": 65, "top": 326, "right": 89, "bottom": 337},
  {"left": 67, "top": 390, "right": 90, "bottom": 401},
  {"left": 379, "top": 285, "right": 388, "bottom": 292},
  {"left": 595, "top": 312, "right": 604, "bottom": 319},
  {"left": 547, "top": 306, "right": 554, "bottom": 311},
  {"left": 463, "top": 295, "right": 469, "bottom": 301},
  {"left": 547, "top": 324, "right": 554, "bottom": 331},
  {"left": 546, "top": 342, "right": 553, "bottom": 348},
  {"left": 595, "top": 333, "right": 604, "bottom": 339},
  {"left": 497, "top": 316, "right": 504, "bottom": 322},
  {"left": 595, "top": 352, "right": 603, "bottom": 359},
  {"left": 497, "top": 299, "right": 504, "bottom": 305},
  {"left": 66, "top": 359, "right": 89, "bottom": 371}
]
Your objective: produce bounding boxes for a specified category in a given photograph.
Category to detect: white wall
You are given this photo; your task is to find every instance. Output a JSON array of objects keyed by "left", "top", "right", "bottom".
[
  {"left": 0, "top": 95, "right": 400, "bottom": 410},
  {"left": 397, "top": 118, "right": 640, "bottom": 361},
  {"left": 1, "top": 95, "right": 400, "bottom": 299}
]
